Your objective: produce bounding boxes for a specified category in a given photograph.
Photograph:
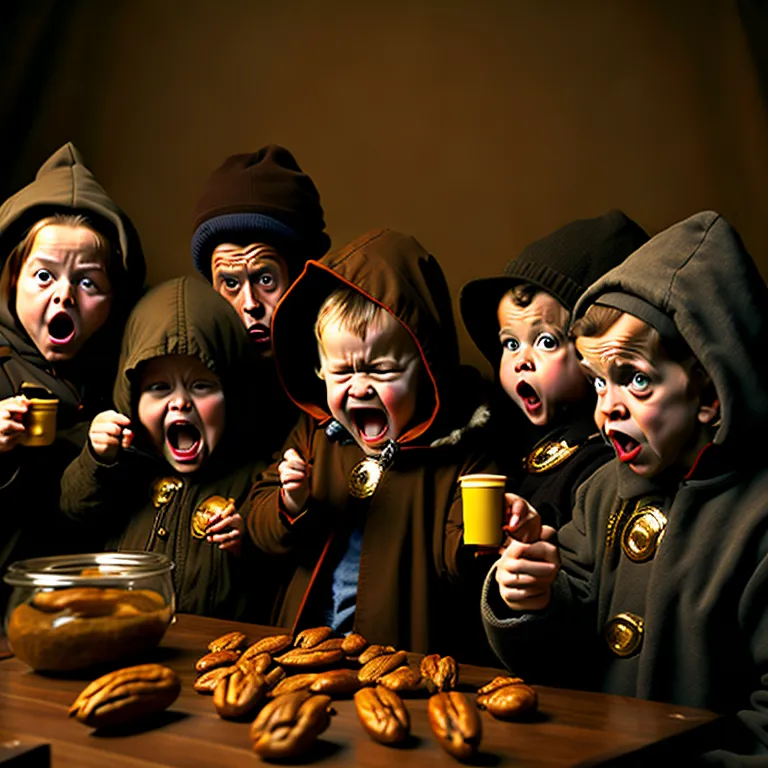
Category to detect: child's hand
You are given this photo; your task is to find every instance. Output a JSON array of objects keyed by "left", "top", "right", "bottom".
[
  {"left": 503, "top": 492, "right": 542, "bottom": 543},
  {"left": 278, "top": 448, "right": 311, "bottom": 514},
  {"left": 206, "top": 499, "right": 244, "bottom": 555},
  {"left": 495, "top": 524, "right": 560, "bottom": 612},
  {"left": 0, "top": 395, "right": 28, "bottom": 452},
  {"left": 89, "top": 410, "right": 133, "bottom": 463}
]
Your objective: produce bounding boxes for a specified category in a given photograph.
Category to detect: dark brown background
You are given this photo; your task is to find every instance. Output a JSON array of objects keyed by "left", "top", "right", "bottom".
[{"left": 3, "top": 0, "right": 767, "bottom": 376}]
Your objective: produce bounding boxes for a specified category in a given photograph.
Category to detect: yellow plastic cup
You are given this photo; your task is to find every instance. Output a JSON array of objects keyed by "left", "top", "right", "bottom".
[
  {"left": 459, "top": 473, "right": 507, "bottom": 547},
  {"left": 18, "top": 384, "right": 58, "bottom": 447}
]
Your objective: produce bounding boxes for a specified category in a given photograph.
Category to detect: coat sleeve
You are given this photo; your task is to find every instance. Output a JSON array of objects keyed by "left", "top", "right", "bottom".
[
  {"left": 244, "top": 414, "right": 324, "bottom": 555},
  {"left": 59, "top": 442, "right": 131, "bottom": 525}
]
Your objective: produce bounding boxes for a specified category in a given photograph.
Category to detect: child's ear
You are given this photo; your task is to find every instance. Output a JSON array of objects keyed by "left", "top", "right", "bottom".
[{"left": 697, "top": 398, "right": 720, "bottom": 425}]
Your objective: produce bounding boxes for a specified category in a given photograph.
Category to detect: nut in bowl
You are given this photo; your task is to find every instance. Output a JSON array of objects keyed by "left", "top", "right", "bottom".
[{"left": 3, "top": 552, "right": 175, "bottom": 673}]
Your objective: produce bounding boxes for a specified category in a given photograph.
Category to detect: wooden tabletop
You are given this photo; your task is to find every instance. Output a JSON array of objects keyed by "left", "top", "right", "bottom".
[{"left": 0, "top": 613, "right": 722, "bottom": 766}]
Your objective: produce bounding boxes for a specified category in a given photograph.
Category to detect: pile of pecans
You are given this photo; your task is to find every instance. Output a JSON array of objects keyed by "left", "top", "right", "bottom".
[{"left": 190, "top": 626, "right": 538, "bottom": 760}]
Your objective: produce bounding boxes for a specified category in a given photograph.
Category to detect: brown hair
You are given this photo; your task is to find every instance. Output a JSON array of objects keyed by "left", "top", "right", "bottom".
[
  {"left": 503, "top": 282, "right": 541, "bottom": 309},
  {"left": 0, "top": 214, "right": 112, "bottom": 310}
]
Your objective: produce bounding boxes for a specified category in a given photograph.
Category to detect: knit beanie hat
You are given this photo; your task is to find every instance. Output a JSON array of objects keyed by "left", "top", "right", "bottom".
[
  {"left": 191, "top": 145, "right": 331, "bottom": 281},
  {"left": 460, "top": 209, "right": 649, "bottom": 365}
]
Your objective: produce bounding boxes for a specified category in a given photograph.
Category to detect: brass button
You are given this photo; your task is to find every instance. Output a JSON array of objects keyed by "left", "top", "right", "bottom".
[
  {"left": 621, "top": 504, "right": 667, "bottom": 563},
  {"left": 151, "top": 477, "right": 183, "bottom": 508},
  {"left": 605, "top": 612, "right": 644, "bottom": 657},
  {"left": 156, "top": 527, "right": 168, "bottom": 539}
]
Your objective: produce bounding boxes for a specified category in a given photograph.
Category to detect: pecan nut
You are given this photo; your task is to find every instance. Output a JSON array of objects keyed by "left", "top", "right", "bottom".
[
  {"left": 275, "top": 646, "right": 345, "bottom": 669},
  {"left": 427, "top": 691, "right": 482, "bottom": 761},
  {"left": 377, "top": 665, "right": 425, "bottom": 694},
  {"left": 265, "top": 666, "right": 287, "bottom": 689},
  {"left": 195, "top": 649, "right": 241, "bottom": 672},
  {"left": 476, "top": 676, "right": 537, "bottom": 720},
  {"left": 341, "top": 632, "right": 368, "bottom": 656},
  {"left": 69, "top": 663, "right": 180, "bottom": 728},
  {"left": 420, "top": 653, "right": 458, "bottom": 693},
  {"left": 193, "top": 665, "right": 236, "bottom": 694},
  {"left": 32, "top": 587, "right": 123, "bottom": 617},
  {"left": 354, "top": 685, "right": 410, "bottom": 744},
  {"left": 243, "top": 633, "right": 293, "bottom": 657},
  {"left": 358, "top": 644, "right": 396, "bottom": 665},
  {"left": 294, "top": 626, "right": 335, "bottom": 648},
  {"left": 208, "top": 630, "right": 246, "bottom": 652},
  {"left": 250, "top": 692, "right": 333, "bottom": 759},
  {"left": 213, "top": 669, "right": 267, "bottom": 718},
  {"left": 309, "top": 668, "right": 362, "bottom": 697},
  {"left": 359, "top": 650, "right": 408, "bottom": 685},
  {"left": 237, "top": 651, "right": 272, "bottom": 676},
  {"left": 269, "top": 673, "right": 319, "bottom": 697}
]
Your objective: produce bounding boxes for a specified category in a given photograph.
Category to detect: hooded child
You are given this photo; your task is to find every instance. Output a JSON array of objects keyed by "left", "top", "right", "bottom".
[
  {"left": 191, "top": 145, "right": 331, "bottom": 456},
  {"left": 0, "top": 142, "right": 145, "bottom": 613},
  {"left": 460, "top": 210, "right": 649, "bottom": 529},
  {"left": 481, "top": 211, "right": 768, "bottom": 761},
  {"left": 61, "top": 276, "right": 279, "bottom": 621},
  {"left": 244, "top": 229, "right": 498, "bottom": 660}
]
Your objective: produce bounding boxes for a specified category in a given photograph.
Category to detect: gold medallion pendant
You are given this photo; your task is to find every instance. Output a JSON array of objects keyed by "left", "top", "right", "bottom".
[
  {"left": 604, "top": 612, "right": 644, "bottom": 657},
  {"left": 348, "top": 440, "right": 398, "bottom": 499},
  {"left": 151, "top": 477, "right": 183, "bottom": 508},
  {"left": 191, "top": 496, "right": 235, "bottom": 540},
  {"left": 523, "top": 439, "right": 580, "bottom": 474},
  {"left": 621, "top": 502, "right": 667, "bottom": 563}
]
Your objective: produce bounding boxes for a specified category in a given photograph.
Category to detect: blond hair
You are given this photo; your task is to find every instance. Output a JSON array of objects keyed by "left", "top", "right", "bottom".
[{"left": 314, "top": 287, "right": 387, "bottom": 346}]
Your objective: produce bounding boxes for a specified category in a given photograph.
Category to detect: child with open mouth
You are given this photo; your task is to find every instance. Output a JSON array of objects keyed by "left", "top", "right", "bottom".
[
  {"left": 244, "top": 228, "right": 498, "bottom": 662},
  {"left": 61, "top": 276, "right": 283, "bottom": 622},
  {"left": 460, "top": 210, "right": 648, "bottom": 529},
  {"left": 0, "top": 142, "right": 145, "bottom": 616},
  {"left": 482, "top": 211, "right": 768, "bottom": 762}
]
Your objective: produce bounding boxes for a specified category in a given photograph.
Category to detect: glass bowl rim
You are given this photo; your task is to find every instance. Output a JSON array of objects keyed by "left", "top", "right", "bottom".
[{"left": 3, "top": 551, "right": 174, "bottom": 588}]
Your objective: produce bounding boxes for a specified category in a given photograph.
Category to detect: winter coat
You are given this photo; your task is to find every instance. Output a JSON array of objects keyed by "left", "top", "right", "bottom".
[
  {"left": 0, "top": 143, "right": 145, "bottom": 616},
  {"left": 481, "top": 211, "right": 768, "bottom": 762},
  {"left": 61, "top": 277, "right": 281, "bottom": 622},
  {"left": 245, "top": 229, "right": 497, "bottom": 661},
  {"left": 505, "top": 400, "right": 613, "bottom": 530}
]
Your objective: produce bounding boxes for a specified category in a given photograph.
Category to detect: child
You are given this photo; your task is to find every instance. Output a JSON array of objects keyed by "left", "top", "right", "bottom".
[
  {"left": 482, "top": 211, "right": 768, "bottom": 760},
  {"left": 245, "top": 229, "right": 497, "bottom": 660},
  {"left": 460, "top": 210, "right": 648, "bottom": 529},
  {"left": 0, "top": 142, "right": 145, "bottom": 614},
  {"left": 61, "top": 276, "right": 277, "bottom": 621},
  {"left": 191, "top": 146, "right": 331, "bottom": 457}
]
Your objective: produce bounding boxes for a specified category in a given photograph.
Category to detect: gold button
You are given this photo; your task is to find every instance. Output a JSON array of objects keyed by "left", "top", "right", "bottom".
[
  {"left": 605, "top": 612, "right": 644, "bottom": 657},
  {"left": 157, "top": 527, "right": 168, "bottom": 539},
  {"left": 621, "top": 505, "right": 667, "bottom": 563}
]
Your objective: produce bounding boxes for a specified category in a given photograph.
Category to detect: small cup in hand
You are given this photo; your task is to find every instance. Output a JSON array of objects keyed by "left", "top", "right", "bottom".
[{"left": 459, "top": 474, "right": 507, "bottom": 547}]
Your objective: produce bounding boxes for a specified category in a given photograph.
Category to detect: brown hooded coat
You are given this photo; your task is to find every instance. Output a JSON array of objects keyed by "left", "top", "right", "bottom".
[
  {"left": 245, "top": 229, "right": 496, "bottom": 660},
  {"left": 61, "top": 277, "right": 281, "bottom": 621},
  {"left": 0, "top": 143, "right": 145, "bottom": 616}
]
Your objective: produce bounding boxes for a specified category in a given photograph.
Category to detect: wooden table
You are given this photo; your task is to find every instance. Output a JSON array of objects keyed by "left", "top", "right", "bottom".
[{"left": 0, "top": 613, "right": 722, "bottom": 766}]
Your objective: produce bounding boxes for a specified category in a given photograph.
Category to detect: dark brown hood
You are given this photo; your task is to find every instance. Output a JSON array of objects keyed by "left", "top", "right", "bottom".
[{"left": 272, "top": 229, "right": 463, "bottom": 446}]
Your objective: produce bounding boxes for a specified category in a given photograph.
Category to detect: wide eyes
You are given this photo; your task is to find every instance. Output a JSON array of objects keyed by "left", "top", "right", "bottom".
[
  {"left": 594, "top": 377, "right": 607, "bottom": 394},
  {"left": 534, "top": 333, "right": 558, "bottom": 351},
  {"left": 222, "top": 277, "right": 240, "bottom": 291},
  {"left": 34, "top": 268, "right": 53, "bottom": 284},
  {"left": 630, "top": 372, "right": 651, "bottom": 393},
  {"left": 257, "top": 271, "right": 276, "bottom": 289},
  {"left": 501, "top": 337, "right": 519, "bottom": 353}
]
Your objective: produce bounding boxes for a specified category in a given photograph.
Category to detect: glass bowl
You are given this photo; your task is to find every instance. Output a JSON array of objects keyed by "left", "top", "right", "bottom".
[{"left": 3, "top": 552, "right": 175, "bottom": 673}]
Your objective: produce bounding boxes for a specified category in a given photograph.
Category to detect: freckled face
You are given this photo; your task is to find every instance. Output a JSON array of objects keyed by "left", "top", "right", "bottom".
[
  {"left": 211, "top": 243, "right": 290, "bottom": 356},
  {"left": 497, "top": 291, "right": 589, "bottom": 426},
  {"left": 15, "top": 224, "right": 113, "bottom": 362},
  {"left": 576, "top": 313, "right": 715, "bottom": 478},
  {"left": 137, "top": 355, "right": 226, "bottom": 474},
  {"left": 318, "top": 311, "right": 424, "bottom": 456}
]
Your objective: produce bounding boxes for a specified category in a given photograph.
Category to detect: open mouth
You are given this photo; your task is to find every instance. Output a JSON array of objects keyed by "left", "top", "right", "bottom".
[
  {"left": 166, "top": 421, "right": 202, "bottom": 462},
  {"left": 608, "top": 430, "right": 642, "bottom": 463},
  {"left": 48, "top": 312, "right": 76, "bottom": 345},
  {"left": 516, "top": 381, "right": 541, "bottom": 412},
  {"left": 350, "top": 408, "right": 389, "bottom": 444},
  {"left": 247, "top": 325, "right": 270, "bottom": 345}
]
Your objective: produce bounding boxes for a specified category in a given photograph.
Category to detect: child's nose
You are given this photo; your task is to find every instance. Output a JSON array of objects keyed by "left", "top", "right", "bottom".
[
  {"left": 52, "top": 281, "right": 75, "bottom": 308},
  {"left": 169, "top": 395, "right": 192, "bottom": 412},
  {"left": 514, "top": 350, "right": 535, "bottom": 373},
  {"left": 600, "top": 389, "right": 629, "bottom": 420},
  {"left": 348, "top": 375, "right": 374, "bottom": 399}
]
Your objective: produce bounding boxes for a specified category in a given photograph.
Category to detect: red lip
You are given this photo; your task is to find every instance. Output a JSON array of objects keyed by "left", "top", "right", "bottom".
[
  {"left": 248, "top": 325, "right": 270, "bottom": 344},
  {"left": 516, "top": 380, "right": 541, "bottom": 414},
  {"left": 166, "top": 420, "right": 202, "bottom": 462},
  {"left": 609, "top": 431, "right": 642, "bottom": 463},
  {"left": 350, "top": 408, "right": 389, "bottom": 444},
  {"left": 48, "top": 312, "right": 76, "bottom": 345}
]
